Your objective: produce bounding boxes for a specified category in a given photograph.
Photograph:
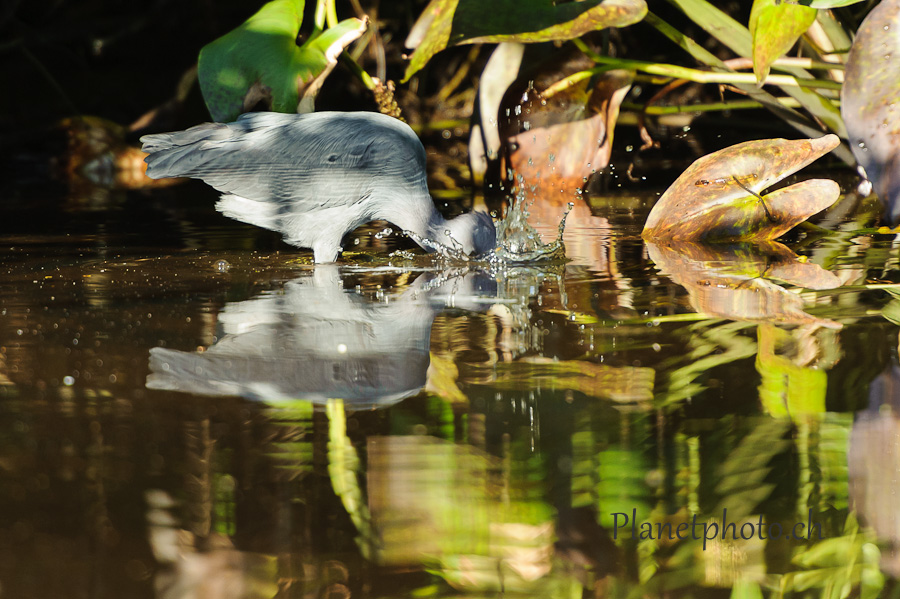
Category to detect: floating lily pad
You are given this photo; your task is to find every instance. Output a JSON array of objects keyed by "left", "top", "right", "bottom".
[
  {"left": 642, "top": 135, "right": 840, "bottom": 242},
  {"left": 198, "top": 0, "right": 367, "bottom": 122},
  {"left": 403, "top": 0, "right": 646, "bottom": 81}
]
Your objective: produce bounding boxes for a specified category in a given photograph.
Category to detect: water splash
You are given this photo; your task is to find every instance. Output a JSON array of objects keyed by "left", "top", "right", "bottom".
[
  {"left": 488, "top": 184, "right": 570, "bottom": 265},
  {"left": 400, "top": 174, "right": 571, "bottom": 265},
  {"left": 404, "top": 229, "right": 477, "bottom": 263}
]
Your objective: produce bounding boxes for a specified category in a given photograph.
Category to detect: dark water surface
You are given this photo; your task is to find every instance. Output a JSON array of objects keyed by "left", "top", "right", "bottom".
[{"left": 1, "top": 177, "right": 899, "bottom": 599}]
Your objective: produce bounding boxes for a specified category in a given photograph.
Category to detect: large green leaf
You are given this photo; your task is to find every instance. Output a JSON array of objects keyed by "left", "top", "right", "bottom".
[
  {"left": 198, "top": 0, "right": 366, "bottom": 122},
  {"left": 403, "top": 0, "right": 646, "bottom": 81},
  {"left": 749, "top": 0, "right": 817, "bottom": 83}
]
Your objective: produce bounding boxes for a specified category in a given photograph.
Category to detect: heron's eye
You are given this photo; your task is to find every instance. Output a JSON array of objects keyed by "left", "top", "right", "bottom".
[{"left": 327, "top": 154, "right": 339, "bottom": 163}]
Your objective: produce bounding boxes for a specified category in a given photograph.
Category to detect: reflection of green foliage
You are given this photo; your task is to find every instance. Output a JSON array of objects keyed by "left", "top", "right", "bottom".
[
  {"left": 712, "top": 418, "right": 791, "bottom": 521},
  {"left": 781, "top": 513, "right": 885, "bottom": 599},
  {"left": 756, "top": 326, "right": 827, "bottom": 418},
  {"left": 658, "top": 320, "right": 757, "bottom": 407},
  {"left": 326, "top": 399, "right": 375, "bottom": 558},
  {"left": 597, "top": 448, "right": 653, "bottom": 531},
  {"left": 265, "top": 399, "right": 315, "bottom": 476}
]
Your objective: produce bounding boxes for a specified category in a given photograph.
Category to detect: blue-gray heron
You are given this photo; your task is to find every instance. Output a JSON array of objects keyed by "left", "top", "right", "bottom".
[{"left": 141, "top": 111, "right": 496, "bottom": 262}]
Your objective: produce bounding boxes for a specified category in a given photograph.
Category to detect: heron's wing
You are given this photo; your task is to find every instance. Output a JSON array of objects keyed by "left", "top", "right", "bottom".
[{"left": 141, "top": 112, "right": 425, "bottom": 211}]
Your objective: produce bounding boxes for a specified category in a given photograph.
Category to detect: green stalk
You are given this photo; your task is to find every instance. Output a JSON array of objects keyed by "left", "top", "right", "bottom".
[
  {"left": 577, "top": 55, "right": 842, "bottom": 90},
  {"left": 621, "top": 97, "right": 805, "bottom": 114},
  {"left": 326, "top": 0, "right": 339, "bottom": 28},
  {"left": 313, "top": 0, "right": 327, "bottom": 34},
  {"left": 339, "top": 53, "right": 376, "bottom": 90}
]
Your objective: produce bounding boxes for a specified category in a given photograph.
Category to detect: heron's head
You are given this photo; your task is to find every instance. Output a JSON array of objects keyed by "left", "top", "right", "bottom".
[{"left": 442, "top": 211, "right": 497, "bottom": 257}]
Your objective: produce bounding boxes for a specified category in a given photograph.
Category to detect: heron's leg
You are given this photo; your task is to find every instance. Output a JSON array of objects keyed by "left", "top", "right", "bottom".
[{"left": 312, "top": 240, "right": 342, "bottom": 263}]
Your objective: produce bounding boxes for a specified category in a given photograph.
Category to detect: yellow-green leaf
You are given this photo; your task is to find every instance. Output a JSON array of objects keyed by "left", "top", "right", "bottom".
[{"left": 749, "top": 0, "right": 817, "bottom": 83}]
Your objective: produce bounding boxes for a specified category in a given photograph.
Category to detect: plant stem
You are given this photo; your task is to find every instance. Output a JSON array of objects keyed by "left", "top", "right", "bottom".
[
  {"left": 313, "top": 0, "right": 326, "bottom": 34},
  {"left": 339, "top": 53, "right": 375, "bottom": 90},
  {"left": 578, "top": 55, "right": 842, "bottom": 90},
  {"left": 326, "top": 0, "right": 338, "bottom": 28},
  {"left": 624, "top": 98, "right": 804, "bottom": 114}
]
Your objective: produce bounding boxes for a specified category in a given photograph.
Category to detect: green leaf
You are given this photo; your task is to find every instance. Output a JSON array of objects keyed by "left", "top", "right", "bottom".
[
  {"left": 403, "top": 0, "right": 647, "bottom": 82},
  {"left": 198, "top": 0, "right": 366, "bottom": 122},
  {"left": 750, "top": 0, "right": 817, "bottom": 83}
]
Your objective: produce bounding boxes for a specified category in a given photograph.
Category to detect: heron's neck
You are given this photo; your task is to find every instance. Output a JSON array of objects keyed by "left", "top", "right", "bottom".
[{"left": 376, "top": 196, "right": 448, "bottom": 249}]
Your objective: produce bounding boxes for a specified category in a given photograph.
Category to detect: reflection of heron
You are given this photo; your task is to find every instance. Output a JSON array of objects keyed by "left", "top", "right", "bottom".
[
  {"left": 146, "top": 267, "right": 495, "bottom": 408},
  {"left": 850, "top": 362, "right": 900, "bottom": 577},
  {"left": 140, "top": 112, "right": 496, "bottom": 262}
]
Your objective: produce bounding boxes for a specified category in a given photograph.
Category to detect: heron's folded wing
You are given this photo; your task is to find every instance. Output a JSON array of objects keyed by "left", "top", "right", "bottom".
[{"left": 143, "top": 113, "right": 408, "bottom": 211}]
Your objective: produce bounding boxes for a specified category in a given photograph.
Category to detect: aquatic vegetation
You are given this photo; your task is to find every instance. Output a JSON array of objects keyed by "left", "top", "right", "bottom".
[
  {"left": 197, "top": 0, "right": 367, "bottom": 121},
  {"left": 643, "top": 136, "right": 840, "bottom": 242}
]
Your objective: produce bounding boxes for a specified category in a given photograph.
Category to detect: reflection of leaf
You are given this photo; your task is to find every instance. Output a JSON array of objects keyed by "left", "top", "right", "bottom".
[
  {"left": 198, "top": 0, "right": 366, "bottom": 121},
  {"left": 842, "top": 0, "right": 900, "bottom": 223},
  {"left": 403, "top": 0, "right": 646, "bottom": 81},
  {"left": 646, "top": 240, "right": 842, "bottom": 328},
  {"left": 643, "top": 136, "right": 840, "bottom": 242},
  {"left": 749, "top": 0, "right": 817, "bottom": 83}
]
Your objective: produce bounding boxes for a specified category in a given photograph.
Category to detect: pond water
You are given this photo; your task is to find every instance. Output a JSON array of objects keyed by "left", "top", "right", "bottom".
[{"left": 1, "top": 165, "right": 899, "bottom": 598}]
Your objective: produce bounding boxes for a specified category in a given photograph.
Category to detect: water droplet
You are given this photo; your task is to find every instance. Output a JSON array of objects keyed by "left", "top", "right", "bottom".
[
  {"left": 885, "top": 24, "right": 891, "bottom": 31},
  {"left": 63, "top": 376, "right": 75, "bottom": 386},
  {"left": 885, "top": 54, "right": 892, "bottom": 61},
  {"left": 523, "top": 121, "right": 531, "bottom": 131},
  {"left": 215, "top": 260, "right": 230, "bottom": 273},
  {"left": 515, "top": 105, "right": 522, "bottom": 116},
  {"left": 625, "top": 145, "right": 634, "bottom": 152}
]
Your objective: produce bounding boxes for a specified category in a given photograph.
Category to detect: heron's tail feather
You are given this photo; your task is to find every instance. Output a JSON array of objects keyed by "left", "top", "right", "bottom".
[
  {"left": 216, "top": 195, "right": 280, "bottom": 232},
  {"left": 140, "top": 123, "right": 231, "bottom": 179}
]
